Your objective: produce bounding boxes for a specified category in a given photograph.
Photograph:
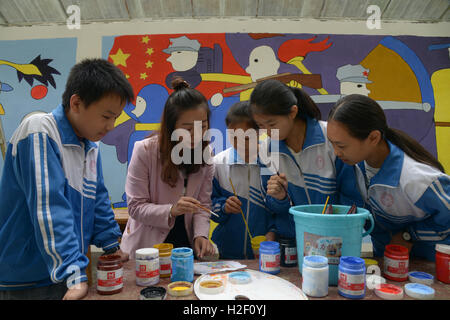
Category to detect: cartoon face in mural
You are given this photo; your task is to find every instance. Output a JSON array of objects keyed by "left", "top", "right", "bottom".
[
  {"left": 163, "top": 36, "right": 201, "bottom": 72},
  {"left": 245, "top": 45, "right": 281, "bottom": 82},
  {"left": 336, "top": 64, "right": 372, "bottom": 96}
]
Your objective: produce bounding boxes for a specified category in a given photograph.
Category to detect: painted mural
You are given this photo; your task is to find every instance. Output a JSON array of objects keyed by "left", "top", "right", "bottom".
[
  {"left": 101, "top": 33, "right": 450, "bottom": 207},
  {"left": 0, "top": 37, "right": 77, "bottom": 170},
  {"left": 0, "top": 34, "right": 448, "bottom": 208}
]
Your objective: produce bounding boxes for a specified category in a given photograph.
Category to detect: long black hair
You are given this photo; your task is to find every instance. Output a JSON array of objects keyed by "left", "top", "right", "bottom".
[
  {"left": 249, "top": 79, "right": 321, "bottom": 120},
  {"left": 328, "top": 94, "right": 445, "bottom": 173},
  {"left": 157, "top": 77, "right": 211, "bottom": 187}
]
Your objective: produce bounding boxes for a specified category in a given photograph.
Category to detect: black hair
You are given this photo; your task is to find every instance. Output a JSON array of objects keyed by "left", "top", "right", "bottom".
[
  {"left": 158, "top": 77, "right": 211, "bottom": 187},
  {"left": 225, "top": 101, "right": 258, "bottom": 129},
  {"left": 62, "top": 58, "right": 134, "bottom": 110},
  {"left": 249, "top": 79, "right": 321, "bottom": 121},
  {"left": 328, "top": 94, "right": 445, "bottom": 173}
]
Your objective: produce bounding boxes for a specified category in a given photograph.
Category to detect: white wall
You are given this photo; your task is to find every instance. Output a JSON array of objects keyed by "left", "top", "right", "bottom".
[{"left": 1, "top": 18, "right": 449, "bottom": 61}]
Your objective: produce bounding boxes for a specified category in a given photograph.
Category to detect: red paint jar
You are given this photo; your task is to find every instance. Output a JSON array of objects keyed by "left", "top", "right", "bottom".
[
  {"left": 383, "top": 244, "right": 409, "bottom": 281},
  {"left": 97, "top": 254, "right": 123, "bottom": 295},
  {"left": 435, "top": 244, "right": 450, "bottom": 284}
]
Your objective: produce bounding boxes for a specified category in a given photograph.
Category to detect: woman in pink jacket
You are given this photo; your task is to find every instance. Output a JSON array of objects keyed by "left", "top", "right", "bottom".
[{"left": 120, "top": 77, "right": 215, "bottom": 259}]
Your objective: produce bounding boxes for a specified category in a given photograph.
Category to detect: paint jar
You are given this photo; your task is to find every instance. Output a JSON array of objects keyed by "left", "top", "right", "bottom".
[
  {"left": 259, "top": 241, "right": 280, "bottom": 275},
  {"left": 135, "top": 248, "right": 160, "bottom": 286},
  {"left": 302, "top": 255, "right": 329, "bottom": 298},
  {"left": 279, "top": 237, "right": 297, "bottom": 267},
  {"left": 338, "top": 256, "right": 366, "bottom": 299},
  {"left": 154, "top": 243, "right": 173, "bottom": 278},
  {"left": 171, "top": 247, "right": 194, "bottom": 282},
  {"left": 435, "top": 243, "right": 450, "bottom": 284},
  {"left": 251, "top": 235, "right": 266, "bottom": 259},
  {"left": 96, "top": 254, "right": 123, "bottom": 295},
  {"left": 383, "top": 244, "right": 409, "bottom": 281}
]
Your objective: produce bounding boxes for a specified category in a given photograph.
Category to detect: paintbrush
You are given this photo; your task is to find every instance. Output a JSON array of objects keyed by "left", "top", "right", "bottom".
[
  {"left": 322, "top": 196, "right": 330, "bottom": 214},
  {"left": 271, "top": 161, "right": 293, "bottom": 205},
  {"left": 229, "top": 177, "right": 253, "bottom": 240},
  {"left": 346, "top": 203, "right": 357, "bottom": 215},
  {"left": 194, "top": 203, "right": 220, "bottom": 218}
]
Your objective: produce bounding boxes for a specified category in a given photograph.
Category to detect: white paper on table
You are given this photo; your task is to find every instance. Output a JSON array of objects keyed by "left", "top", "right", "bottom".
[{"left": 194, "top": 261, "right": 247, "bottom": 275}]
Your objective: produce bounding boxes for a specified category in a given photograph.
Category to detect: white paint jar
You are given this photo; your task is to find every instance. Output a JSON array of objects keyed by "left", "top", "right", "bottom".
[
  {"left": 135, "top": 248, "right": 160, "bottom": 286},
  {"left": 302, "top": 255, "right": 329, "bottom": 298}
]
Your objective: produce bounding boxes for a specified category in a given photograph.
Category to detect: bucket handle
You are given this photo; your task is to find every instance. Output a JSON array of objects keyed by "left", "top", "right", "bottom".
[{"left": 362, "top": 213, "right": 374, "bottom": 238}]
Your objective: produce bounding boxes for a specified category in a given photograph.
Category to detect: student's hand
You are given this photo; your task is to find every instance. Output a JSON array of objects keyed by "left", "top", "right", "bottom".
[
  {"left": 224, "top": 196, "right": 242, "bottom": 214},
  {"left": 194, "top": 236, "right": 216, "bottom": 259},
  {"left": 265, "top": 231, "right": 277, "bottom": 242},
  {"left": 267, "top": 174, "right": 288, "bottom": 200},
  {"left": 170, "top": 196, "right": 200, "bottom": 217},
  {"left": 62, "top": 281, "right": 88, "bottom": 300}
]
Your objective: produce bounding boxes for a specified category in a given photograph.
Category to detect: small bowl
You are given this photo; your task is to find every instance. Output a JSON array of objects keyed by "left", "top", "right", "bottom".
[
  {"left": 167, "top": 281, "right": 193, "bottom": 297},
  {"left": 199, "top": 280, "right": 224, "bottom": 294}
]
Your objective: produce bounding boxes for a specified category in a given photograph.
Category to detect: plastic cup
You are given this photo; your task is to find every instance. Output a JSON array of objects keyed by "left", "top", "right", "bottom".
[{"left": 251, "top": 235, "right": 267, "bottom": 259}]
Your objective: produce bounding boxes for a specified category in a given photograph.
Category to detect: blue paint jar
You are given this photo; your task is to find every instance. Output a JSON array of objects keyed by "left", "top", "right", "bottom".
[
  {"left": 302, "top": 255, "right": 329, "bottom": 297},
  {"left": 259, "top": 241, "right": 280, "bottom": 274},
  {"left": 170, "top": 247, "right": 194, "bottom": 282},
  {"left": 338, "top": 256, "right": 366, "bottom": 299}
]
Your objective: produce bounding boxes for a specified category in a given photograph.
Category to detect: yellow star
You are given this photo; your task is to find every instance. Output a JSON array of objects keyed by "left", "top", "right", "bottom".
[
  {"left": 145, "top": 60, "right": 153, "bottom": 68},
  {"left": 146, "top": 48, "right": 154, "bottom": 56},
  {"left": 109, "top": 48, "right": 130, "bottom": 67},
  {"left": 140, "top": 72, "right": 148, "bottom": 80},
  {"left": 125, "top": 74, "right": 130, "bottom": 79},
  {"left": 141, "top": 36, "right": 150, "bottom": 44}
]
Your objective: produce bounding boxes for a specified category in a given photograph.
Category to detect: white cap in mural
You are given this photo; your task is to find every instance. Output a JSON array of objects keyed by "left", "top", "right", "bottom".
[
  {"left": 163, "top": 36, "right": 201, "bottom": 54},
  {"left": 336, "top": 64, "right": 372, "bottom": 83}
]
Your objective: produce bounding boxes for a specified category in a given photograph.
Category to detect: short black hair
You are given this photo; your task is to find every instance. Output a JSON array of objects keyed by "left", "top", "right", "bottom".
[
  {"left": 225, "top": 101, "right": 257, "bottom": 129},
  {"left": 62, "top": 58, "right": 134, "bottom": 110}
]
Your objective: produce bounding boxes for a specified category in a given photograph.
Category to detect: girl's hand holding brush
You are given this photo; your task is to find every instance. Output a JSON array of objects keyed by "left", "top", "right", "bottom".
[
  {"left": 267, "top": 173, "right": 289, "bottom": 201},
  {"left": 224, "top": 196, "right": 243, "bottom": 214}
]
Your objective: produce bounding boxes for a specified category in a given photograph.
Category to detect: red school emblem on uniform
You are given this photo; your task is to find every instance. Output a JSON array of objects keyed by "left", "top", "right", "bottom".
[
  {"left": 315, "top": 155, "right": 325, "bottom": 170},
  {"left": 380, "top": 192, "right": 394, "bottom": 207}
]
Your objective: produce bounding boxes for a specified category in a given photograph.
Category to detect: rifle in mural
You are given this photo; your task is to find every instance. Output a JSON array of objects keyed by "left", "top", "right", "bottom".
[{"left": 222, "top": 72, "right": 323, "bottom": 93}]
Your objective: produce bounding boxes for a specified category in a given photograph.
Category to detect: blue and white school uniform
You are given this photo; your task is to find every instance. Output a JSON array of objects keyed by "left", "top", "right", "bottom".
[
  {"left": 211, "top": 147, "right": 275, "bottom": 259},
  {"left": 337, "top": 140, "right": 450, "bottom": 261},
  {"left": 260, "top": 116, "right": 339, "bottom": 239},
  {"left": 0, "top": 104, "right": 121, "bottom": 290}
]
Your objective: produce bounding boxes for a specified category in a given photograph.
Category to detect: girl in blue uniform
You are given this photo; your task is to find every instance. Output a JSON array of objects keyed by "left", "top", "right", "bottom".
[
  {"left": 328, "top": 94, "right": 450, "bottom": 261},
  {"left": 249, "top": 79, "right": 339, "bottom": 239}
]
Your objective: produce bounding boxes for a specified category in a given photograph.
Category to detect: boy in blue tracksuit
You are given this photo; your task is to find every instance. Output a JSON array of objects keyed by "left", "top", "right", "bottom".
[
  {"left": 0, "top": 59, "right": 134, "bottom": 299},
  {"left": 329, "top": 94, "right": 450, "bottom": 261},
  {"left": 211, "top": 101, "right": 276, "bottom": 259}
]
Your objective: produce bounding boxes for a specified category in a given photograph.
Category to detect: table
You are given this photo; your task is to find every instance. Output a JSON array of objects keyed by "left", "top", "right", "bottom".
[{"left": 83, "top": 258, "right": 449, "bottom": 300}]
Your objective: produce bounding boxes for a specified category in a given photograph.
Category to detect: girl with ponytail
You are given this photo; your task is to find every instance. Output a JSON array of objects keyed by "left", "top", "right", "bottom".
[
  {"left": 328, "top": 94, "right": 449, "bottom": 261},
  {"left": 250, "top": 79, "right": 339, "bottom": 239}
]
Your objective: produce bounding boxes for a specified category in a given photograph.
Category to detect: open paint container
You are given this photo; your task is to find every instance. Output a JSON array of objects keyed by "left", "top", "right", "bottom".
[
  {"left": 140, "top": 286, "right": 166, "bottom": 300},
  {"left": 167, "top": 281, "right": 193, "bottom": 297},
  {"left": 199, "top": 280, "right": 224, "bottom": 294}
]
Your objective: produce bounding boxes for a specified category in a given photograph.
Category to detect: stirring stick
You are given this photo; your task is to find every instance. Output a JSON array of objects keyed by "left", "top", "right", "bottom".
[
  {"left": 322, "top": 196, "right": 330, "bottom": 214},
  {"left": 194, "top": 203, "right": 220, "bottom": 218},
  {"left": 229, "top": 177, "right": 253, "bottom": 239}
]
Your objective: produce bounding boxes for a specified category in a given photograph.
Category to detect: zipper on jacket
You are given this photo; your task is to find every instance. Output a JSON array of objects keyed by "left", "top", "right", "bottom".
[
  {"left": 243, "top": 166, "right": 251, "bottom": 260},
  {"left": 81, "top": 147, "right": 86, "bottom": 255}
]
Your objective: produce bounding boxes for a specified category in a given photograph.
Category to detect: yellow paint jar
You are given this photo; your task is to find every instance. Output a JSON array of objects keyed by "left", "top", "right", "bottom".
[{"left": 154, "top": 243, "right": 173, "bottom": 278}]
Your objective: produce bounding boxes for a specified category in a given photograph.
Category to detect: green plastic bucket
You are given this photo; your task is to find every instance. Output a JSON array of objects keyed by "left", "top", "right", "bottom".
[{"left": 289, "top": 204, "right": 374, "bottom": 286}]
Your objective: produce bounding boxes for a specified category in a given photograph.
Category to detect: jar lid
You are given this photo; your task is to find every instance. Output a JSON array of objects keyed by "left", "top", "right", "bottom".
[
  {"left": 171, "top": 247, "right": 193, "bottom": 258},
  {"left": 260, "top": 241, "right": 280, "bottom": 251},
  {"left": 97, "top": 254, "right": 122, "bottom": 265},
  {"left": 303, "top": 255, "right": 328, "bottom": 268},
  {"left": 375, "top": 284, "right": 404, "bottom": 300},
  {"left": 135, "top": 248, "right": 159, "bottom": 259},
  {"left": 404, "top": 283, "right": 435, "bottom": 300},
  {"left": 408, "top": 271, "right": 434, "bottom": 285},
  {"left": 168, "top": 281, "right": 193, "bottom": 297},
  {"left": 339, "top": 256, "right": 365, "bottom": 269},
  {"left": 385, "top": 244, "right": 409, "bottom": 256},
  {"left": 153, "top": 243, "right": 174, "bottom": 253},
  {"left": 229, "top": 271, "right": 252, "bottom": 284},
  {"left": 140, "top": 286, "right": 166, "bottom": 300},
  {"left": 363, "top": 258, "right": 378, "bottom": 266},
  {"left": 199, "top": 280, "right": 224, "bottom": 294},
  {"left": 435, "top": 243, "right": 450, "bottom": 255}
]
